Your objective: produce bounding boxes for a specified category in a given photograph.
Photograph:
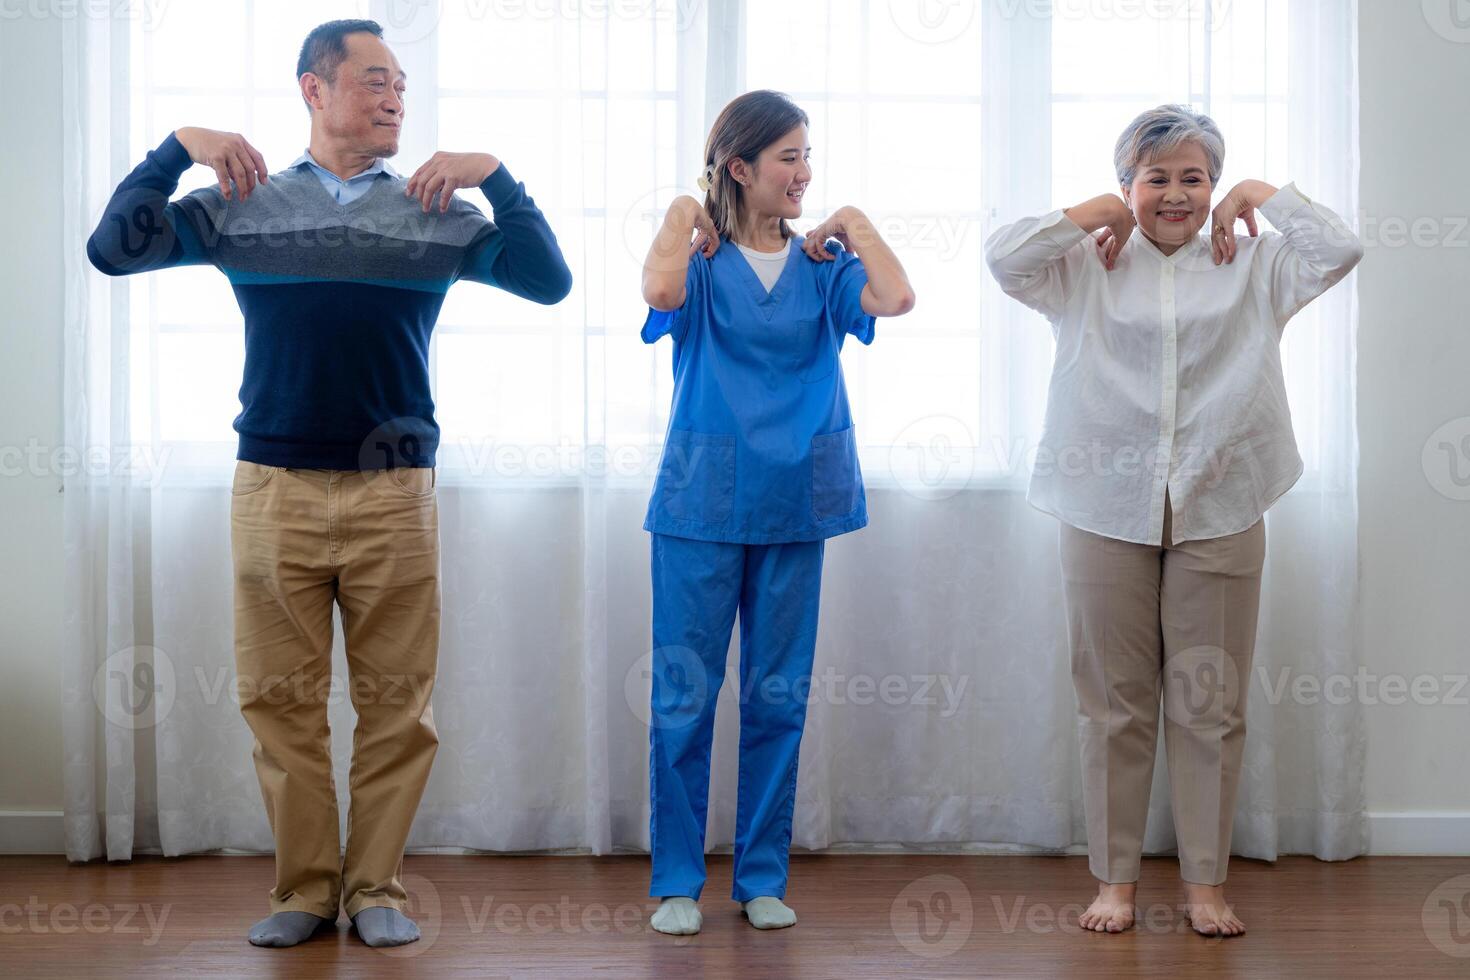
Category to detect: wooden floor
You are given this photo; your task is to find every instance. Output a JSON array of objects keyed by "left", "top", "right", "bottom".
[{"left": 3, "top": 853, "right": 1468, "bottom": 977}]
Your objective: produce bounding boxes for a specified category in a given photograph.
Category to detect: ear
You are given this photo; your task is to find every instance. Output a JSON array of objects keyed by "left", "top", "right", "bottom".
[
  {"left": 726, "top": 157, "right": 750, "bottom": 187},
  {"left": 300, "top": 73, "right": 324, "bottom": 111}
]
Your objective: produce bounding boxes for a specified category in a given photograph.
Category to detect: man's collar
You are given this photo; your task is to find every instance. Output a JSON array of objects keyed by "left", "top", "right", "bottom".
[{"left": 287, "top": 148, "right": 400, "bottom": 181}]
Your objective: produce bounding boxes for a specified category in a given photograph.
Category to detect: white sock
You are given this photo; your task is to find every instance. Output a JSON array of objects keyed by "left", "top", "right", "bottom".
[
  {"left": 650, "top": 897, "right": 702, "bottom": 935},
  {"left": 742, "top": 896, "right": 797, "bottom": 929}
]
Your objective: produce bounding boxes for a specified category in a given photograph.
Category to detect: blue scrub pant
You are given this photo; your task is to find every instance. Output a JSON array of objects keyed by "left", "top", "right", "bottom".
[{"left": 647, "top": 532, "right": 825, "bottom": 902}]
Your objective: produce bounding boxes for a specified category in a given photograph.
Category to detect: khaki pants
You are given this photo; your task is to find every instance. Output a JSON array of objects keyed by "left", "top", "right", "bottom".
[
  {"left": 230, "top": 461, "right": 441, "bottom": 918},
  {"left": 1059, "top": 494, "right": 1265, "bottom": 886}
]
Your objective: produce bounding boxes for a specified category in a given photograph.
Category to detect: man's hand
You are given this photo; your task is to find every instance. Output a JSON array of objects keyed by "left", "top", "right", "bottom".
[
  {"left": 174, "top": 127, "right": 269, "bottom": 202},
  {"left": 405, "top": 151, "right": 501, "bottom": 213}
]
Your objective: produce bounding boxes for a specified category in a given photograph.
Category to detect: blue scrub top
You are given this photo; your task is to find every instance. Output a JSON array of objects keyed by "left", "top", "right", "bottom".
[{"left": 641, "top": 234, "right": 877, "bottom": 544}]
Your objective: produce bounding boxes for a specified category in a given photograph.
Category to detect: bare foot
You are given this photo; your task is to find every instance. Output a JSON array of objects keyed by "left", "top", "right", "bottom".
[
  {"left": 1078, "top": 881, "right": 1136, "bottom": 933},
  {"left": 1181, "top": 881, "right": 1245, "bottom": 937}
]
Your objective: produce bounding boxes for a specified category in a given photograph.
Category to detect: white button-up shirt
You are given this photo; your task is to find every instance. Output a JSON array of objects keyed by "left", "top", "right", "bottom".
[{"left": 985, "top": 183, "right": 1363, "bottom": 545}]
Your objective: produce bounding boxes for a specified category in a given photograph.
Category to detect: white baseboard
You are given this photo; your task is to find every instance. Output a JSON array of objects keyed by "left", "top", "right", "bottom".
[
  {"left": 0, "top": 811, "right": 64, "bottom": 854},
  {"left": 1366, "top": 811, "right": 1470, "bottom": 855},
  {"left": 5, "top": 810, "right": 1468, "bottom": 857}
]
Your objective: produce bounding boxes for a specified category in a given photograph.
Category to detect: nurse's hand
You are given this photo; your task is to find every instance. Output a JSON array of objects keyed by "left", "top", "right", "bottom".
[
  {"left": 405, "top": 151, "right": 501, "bottom": 213},
  {"left": 802, "top": 206, "right": 859, "bottom": 262},
  {"left": 688, "top": 201, "right": 721, "bottom": 258}
]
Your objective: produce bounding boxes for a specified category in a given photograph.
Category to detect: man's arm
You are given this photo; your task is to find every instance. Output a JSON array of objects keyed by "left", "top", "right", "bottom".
[
  {"left": 404, "top": 151, "right": 572, "bottom": 304},
  {"left": 87, "top": 128, "right": 269, "bottom": 276}
]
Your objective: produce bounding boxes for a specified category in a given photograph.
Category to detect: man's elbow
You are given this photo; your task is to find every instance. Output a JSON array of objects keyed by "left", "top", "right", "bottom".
[
  {"left": 86, "top": 235, "right": 128, "bottom": 277},
  {"left": 540, "top": 263, "right": 573, "bottom": 305}
]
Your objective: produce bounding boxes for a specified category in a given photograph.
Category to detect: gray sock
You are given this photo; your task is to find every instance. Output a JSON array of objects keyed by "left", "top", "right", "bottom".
[
  {"left": 247, "top": 911, "right": 333, "bottom": 947},
  {"left": 352, "top": 906, "right": 421, "bottom": 948}
]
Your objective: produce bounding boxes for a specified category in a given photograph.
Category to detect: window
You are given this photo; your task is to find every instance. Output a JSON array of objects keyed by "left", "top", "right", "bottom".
[{"left": 125, "top": 0, "right": 1327, "bottom": 487}]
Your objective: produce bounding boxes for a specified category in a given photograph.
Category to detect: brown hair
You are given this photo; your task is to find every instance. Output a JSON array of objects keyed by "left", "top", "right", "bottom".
[{"left": 701, "top": 90, "right": 810, "bottom": 243}]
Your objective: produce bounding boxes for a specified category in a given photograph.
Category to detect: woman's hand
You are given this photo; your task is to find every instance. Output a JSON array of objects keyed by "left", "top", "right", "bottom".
[
  {"left": 1062, "top": 194, "right": 1134, "bottom": 271},
  {"left": 801, "top": 206, "right": 915, "bottom": 316},
  {"left": 1210, "top": 179, "right": 1278, "bottom": 264},
  {"left": 802, "top": 206, "right": 858, "bottom": 262},
  {"left": 685, "top": 197, "right": 721, "bottom": 258}
]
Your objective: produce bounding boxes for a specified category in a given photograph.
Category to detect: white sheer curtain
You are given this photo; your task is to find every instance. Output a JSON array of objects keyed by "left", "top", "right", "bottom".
[{"left": 62, "top": 0, "right": 1364, "bottom": 865}]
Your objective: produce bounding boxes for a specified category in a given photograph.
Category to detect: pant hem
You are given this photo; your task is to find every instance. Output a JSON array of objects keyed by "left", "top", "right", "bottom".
[
  {"left": 269, "top": 897, "right": 341, "bottom": 920},
  {"left": 345, "top": 897, "right": 406, "bottom": 919},
  {"left": 1179, "top": 868, "right": 1227, "bottom": 887}
]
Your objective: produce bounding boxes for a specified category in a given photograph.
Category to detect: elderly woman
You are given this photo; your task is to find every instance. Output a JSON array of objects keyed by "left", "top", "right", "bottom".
[{"left": 985, "top": 104, "right": 1362, "bottom": 937}]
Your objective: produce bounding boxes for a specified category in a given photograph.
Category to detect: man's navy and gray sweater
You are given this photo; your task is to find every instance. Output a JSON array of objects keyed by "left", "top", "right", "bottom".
[{"left": 87, "top": 133, "right": 572, "bottom": 469}]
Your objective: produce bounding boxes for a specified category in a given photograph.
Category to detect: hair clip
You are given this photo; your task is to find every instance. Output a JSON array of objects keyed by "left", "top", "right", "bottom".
[{"left": 696, "top": 164, "right": 716, "bottom": 193}]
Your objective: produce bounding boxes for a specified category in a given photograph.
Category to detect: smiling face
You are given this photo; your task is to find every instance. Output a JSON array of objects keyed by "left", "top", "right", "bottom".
[
  {"left": 1122, "top": 140, "right": 1213, "bottom": 249},
  {"left": 302, "top": 31, "right": 406, "bottom": 158},
  {"left": 730, "top": 124, "right": 812, "bottom": 228}
]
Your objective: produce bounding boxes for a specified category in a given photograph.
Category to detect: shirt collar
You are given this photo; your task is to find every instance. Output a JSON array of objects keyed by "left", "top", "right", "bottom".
[
  {"left": 287, "top": 148, "right": 400, "bottom": 182},
  {"left": 1131, "top": 229, "right": 1208, "bottom": 266}
]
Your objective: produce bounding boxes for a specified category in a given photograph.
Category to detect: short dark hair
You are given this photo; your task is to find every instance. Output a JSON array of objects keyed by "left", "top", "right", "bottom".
[{"left": 296, "top": 18, "right": 383, "bottom": 106}]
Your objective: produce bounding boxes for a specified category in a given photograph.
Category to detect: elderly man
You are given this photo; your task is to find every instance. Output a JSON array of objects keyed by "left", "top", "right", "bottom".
[{"left": 87, "top": 18, "right": 571, "bottom": 949}]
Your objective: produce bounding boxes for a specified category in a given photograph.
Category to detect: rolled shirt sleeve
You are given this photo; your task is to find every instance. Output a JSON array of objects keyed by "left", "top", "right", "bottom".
[
  {"left": 821, "top": 241, "right": 878, "bottom": 345},
  {"left": 1255, "top": 181, "right": 1364, "bottom": 331},
  {"left": 984, "top": 209, "right": 1093, "bottom": 322},
  {"left": 641, "top": 252, "right": 707, "bottom": 344}
]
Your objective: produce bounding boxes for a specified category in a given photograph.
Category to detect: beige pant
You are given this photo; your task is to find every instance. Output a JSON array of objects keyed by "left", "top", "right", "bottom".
[
  {"left": 230, "top": 461, "right": 440, "bottom": 918},
  {"left": 1059, "top": 494, "right": 1265, "bottom": 885}
]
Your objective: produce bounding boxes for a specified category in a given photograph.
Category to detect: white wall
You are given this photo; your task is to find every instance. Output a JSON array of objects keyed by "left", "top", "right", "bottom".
[
  {"left": 1, "top": 2, "right": 1467, "bottom": 849},
  {"left": 0, "top": 12, "right": 66, "bottom": 831},
  {"left": 1357, "top": 0, "right": 1470, "bottom": 829}
]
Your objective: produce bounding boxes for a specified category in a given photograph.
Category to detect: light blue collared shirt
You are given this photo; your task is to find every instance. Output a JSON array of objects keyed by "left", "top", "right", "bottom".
[{"left": 287, "top": 148, "right": 400, "bottom": 205}]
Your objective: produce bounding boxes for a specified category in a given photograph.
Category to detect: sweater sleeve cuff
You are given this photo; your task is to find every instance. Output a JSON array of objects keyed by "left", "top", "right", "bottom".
[
  {"left": 155, "top": 132, "right": 195, "bottom": 177},
  {"left": 479, "top": 163, "right": 519, "bottom": 209}
]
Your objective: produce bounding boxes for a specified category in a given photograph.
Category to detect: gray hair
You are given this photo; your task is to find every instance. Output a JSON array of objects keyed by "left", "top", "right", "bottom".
[{"left": 1113, "top": 104, "right": 1225, "bottom": 188}]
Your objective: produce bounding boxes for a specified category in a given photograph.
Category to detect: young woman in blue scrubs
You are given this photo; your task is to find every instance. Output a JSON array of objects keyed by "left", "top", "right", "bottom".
[{"left": 639, "top": 90, "right": 915, "bottom": 936}]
